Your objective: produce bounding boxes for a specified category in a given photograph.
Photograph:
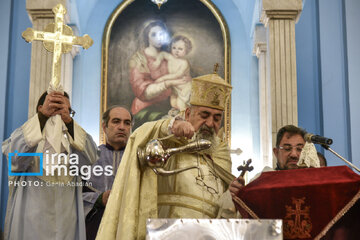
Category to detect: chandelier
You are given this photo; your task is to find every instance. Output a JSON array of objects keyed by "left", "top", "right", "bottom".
[{"left": 151, "top": 0, "right": 168, "bottom": 9}]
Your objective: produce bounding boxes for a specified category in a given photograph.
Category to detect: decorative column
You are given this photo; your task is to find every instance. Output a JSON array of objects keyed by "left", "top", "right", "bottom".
[
  {"left": 261, "top": 0, "right": 302, "bottom": 148},
  {"left": 26, "top": 0, "right": 77, "bottom": 118},
  {"left": 253, "top": 25, "right": 272, "bottom": 168}
]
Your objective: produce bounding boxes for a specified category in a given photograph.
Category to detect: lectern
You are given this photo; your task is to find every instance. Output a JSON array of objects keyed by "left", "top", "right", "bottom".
[{"left": 234, "top": 166, "right": 360, "bottom": 240}]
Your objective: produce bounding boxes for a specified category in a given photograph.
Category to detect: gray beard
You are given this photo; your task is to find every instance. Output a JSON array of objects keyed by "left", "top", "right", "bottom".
[{"left": 193, "top": 131, "right": 220, "bottom": 155}]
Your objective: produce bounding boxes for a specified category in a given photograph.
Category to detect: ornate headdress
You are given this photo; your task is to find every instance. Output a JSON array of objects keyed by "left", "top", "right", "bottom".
[{"left": 190, "top": 64, "right": 232, "bottom": 111}]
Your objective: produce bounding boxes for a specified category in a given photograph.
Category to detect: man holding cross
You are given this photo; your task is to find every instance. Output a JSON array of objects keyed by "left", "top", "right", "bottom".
[
  {"left": 2, "top": 91, "right": 97, "bottom": 240},
  {"left": 2, "top": 4, "right": 96, "bottom": 240},
  {"left": 229, "top": 125, "right": 307, "bottom": 198}
]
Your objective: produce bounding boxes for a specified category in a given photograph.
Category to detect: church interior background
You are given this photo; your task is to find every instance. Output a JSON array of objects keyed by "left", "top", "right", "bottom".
[{"left": 0, "top": 0, "right": 359, "bottom": 234}]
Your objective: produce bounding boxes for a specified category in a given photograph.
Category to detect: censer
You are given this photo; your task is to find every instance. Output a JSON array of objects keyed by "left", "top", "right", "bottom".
[{"left": 137, "top": 138, "right": 211, "bottom": 176}]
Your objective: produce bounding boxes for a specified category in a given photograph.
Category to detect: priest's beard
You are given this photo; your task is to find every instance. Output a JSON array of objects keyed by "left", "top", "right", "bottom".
[{"left": 193, "top": 124, "right": 219, "bottom": 155}]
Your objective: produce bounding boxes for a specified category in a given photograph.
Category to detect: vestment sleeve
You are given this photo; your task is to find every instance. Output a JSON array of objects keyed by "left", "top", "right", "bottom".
[
  {"left": 216, "top": 189, "right": 241, "bottom": 218},
  {"left": 68, "top": 120, "right": 97, "bottom": 167},
  {"left": 83, "top": 191, "right": 101, "bottom": 216},
  {"left": 2, "top": 114, "right": 43, "bottom": 171}
]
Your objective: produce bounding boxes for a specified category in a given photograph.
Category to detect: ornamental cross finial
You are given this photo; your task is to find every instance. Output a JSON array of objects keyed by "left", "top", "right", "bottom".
[
  {"left": 22, "top": 4, "right": 93, "bottom": 89},
  {"left": 151, "top": 0, "right": 168, "bottom": 9},
  {"left": 213, "top": 63, "right": 219, "bottom": 74},
  {"left": 237, "top": 159, "right": 254, "bottom": 177}
]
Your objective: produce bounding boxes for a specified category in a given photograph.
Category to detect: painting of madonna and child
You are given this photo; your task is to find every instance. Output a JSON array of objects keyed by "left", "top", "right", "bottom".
[{"left": 103, "top": 0, "right": 227, "bottom": 130}]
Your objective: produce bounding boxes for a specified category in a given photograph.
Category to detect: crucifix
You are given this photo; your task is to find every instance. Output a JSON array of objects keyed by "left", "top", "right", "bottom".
[
  {"left": 22, "top": 3, "right": 93, "bottom": 90},
  {"left": 237, "top": 158, "right": 254, "bottom": 177}
]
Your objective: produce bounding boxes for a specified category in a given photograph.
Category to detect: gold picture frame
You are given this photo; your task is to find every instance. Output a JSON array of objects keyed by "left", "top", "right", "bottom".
[{"left": 100, "top": 0, "right": 231, "bottom": 144}]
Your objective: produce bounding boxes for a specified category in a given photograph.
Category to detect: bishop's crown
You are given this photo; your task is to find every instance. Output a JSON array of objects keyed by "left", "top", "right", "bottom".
[{"left": 189, "top": 65, "right": 232, "bottom": 111}]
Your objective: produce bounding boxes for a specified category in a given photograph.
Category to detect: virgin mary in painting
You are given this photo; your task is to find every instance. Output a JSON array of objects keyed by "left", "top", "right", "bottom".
[{"left": 103, "top": 0, "right": 227, "bottom": 131}]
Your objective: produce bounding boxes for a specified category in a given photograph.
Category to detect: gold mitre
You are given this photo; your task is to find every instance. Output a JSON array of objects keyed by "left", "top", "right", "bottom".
[{"left": 190, "top": 65, "right": 232, "bottom": 111}]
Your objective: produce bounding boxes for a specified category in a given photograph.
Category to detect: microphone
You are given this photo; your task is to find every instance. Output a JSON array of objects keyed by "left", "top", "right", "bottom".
[{"left": 304, "top": 133, "right": 333, "bottom": 145}]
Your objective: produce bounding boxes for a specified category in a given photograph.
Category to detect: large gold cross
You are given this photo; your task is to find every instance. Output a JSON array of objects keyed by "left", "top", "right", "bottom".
[{"left": 22, "top": 4, "right": 93, "bottom": 89}]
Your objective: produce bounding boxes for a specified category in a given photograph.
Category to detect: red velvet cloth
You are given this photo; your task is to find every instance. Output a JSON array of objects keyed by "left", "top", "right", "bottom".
[{"left": 235, "top": 166, "right": 360, "bottom": 240}]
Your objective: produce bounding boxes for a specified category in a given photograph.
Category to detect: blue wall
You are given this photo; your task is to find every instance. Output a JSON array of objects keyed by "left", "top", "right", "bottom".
[
  {"left": 296, "top": 0, "right": 360, "bottom": 166},
  {"left": 344, "top": 0, "right": 360, "bottom": 168},
  {"left": 296, "top": 0, "right": 323, "bottom": 138},
  {"left": 0, "top": 0, "right": 12, "bottom": 230},
  {"left": 319, "top": 0, "right": 351, "bottom": 165},
  {"left": 0, "top": 0, "right": 31, "bottom": 230}
]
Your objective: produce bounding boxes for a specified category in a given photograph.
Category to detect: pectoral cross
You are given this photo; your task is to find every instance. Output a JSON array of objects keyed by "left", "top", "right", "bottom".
[
  {"left": 237, "top": 159, "right": 254, "bottom": 177},
  {"left": 22, "top": 4, "right": 93, "bottom": 89}
]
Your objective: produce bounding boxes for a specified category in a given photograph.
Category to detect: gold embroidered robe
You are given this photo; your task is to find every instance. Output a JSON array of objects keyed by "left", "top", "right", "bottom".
[{"left": 96, "top": 118, "right": 235, "bottom": 240}]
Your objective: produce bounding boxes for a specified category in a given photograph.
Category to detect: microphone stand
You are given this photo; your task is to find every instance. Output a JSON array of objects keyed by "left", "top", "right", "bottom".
[{"left": 321, "top": 144, "right": 360, "bottom": 173}]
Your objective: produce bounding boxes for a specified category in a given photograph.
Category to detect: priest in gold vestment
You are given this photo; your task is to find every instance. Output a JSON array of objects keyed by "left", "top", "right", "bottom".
[{"left": 96, "top": 72, "right": 236, "bottom": 240}]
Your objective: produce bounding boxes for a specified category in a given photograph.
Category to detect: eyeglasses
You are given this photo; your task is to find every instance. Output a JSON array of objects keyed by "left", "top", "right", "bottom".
[
  {"left": 278, "top": 144, "right": 304, "bottom": 153},
  {"left": 70, "top": 109, "right": 76, "bottom": 117},
  {"left": 195, "top": 176, "right": 218, "bottom": 195}
]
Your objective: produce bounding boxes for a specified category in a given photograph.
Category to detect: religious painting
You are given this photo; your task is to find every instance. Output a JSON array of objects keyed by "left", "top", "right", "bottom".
[{"left": 101, "top": 0, "right": 231, "bottom": 142}]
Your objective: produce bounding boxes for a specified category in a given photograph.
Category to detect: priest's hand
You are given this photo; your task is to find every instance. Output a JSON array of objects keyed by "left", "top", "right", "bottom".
[
  {"left": 229, "top": 176, "right": 245, "bottom": 199},
  {"left": 50, "top": 92, "right": 72, "bottom": 124},
  {"left": 38, "top": 92, "right": 57, "bottom": 117},
  {"left": 102, "top": 190, "right": 111, "bottom": 206},
  {"left": 171, "top": 120, "right": 195, "bottom": 139}
]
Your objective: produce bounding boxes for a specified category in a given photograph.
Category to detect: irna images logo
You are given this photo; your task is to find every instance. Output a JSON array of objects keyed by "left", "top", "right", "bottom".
[
  {"left": 8, "top": 150, "right": 113, "bottom": 180},
  {"left": 8, "top": 150, "right": 43, "bottom": 176}
]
